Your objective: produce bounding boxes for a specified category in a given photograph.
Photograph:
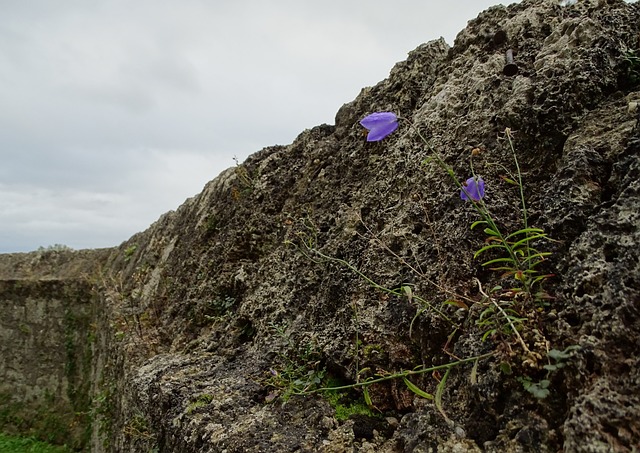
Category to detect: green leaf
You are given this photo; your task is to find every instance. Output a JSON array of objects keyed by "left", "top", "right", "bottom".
[
  {"left": 530, "top": 387, "right": 550, "bottom": 399},
  {"left": 484, "top": 228, "right": 500, "bottom": 237},
  {"left": 363, "top": 386, "right": 373, "bottom": 407},
  {"left": 506, "top": 227, "right": 545, "bottom": 240},
  {"left": 481, "top": 257, "right": 516, "bottom": 267},
  {"left": 443, "top": 299, "right": 469, "bottom": 309},
  {"left": 403, "top": 377, "right": 434, "bottom": 400},
  {"left": 471, "top": 220, "right": 489, "bottom": 230},
  {"left": 478, "top": 307, "right": 495, "bottom": 321},
  {"left": 401, "top": 285, "right": 413, "bottom": 304},
  {"left": 489, "top": 266, "right": 518, "bottom": 272},
  {"left": 548, "top": 346, "right": 579, "bottom": 361},
  {"left": 473, "top": 243, "right": 509, "bottom": 259},
  {"left": 519, "top": 377, "right": 551, "bottom": 399},
  {"left": 502, "top": 176, "right": 518, "bottom": 185},
  {"left": 499, "top": 362, "right": 513, "bottom": 375},
  {"left": 470, "top": 359, "right": 479, "bottom": 384},
  {"left": 435, "top": 368, "right": 454, "bottom": 426},
  {"left": 522, "top": 253, "right": 552, "bottom": 267},
  {"left": 481, "top": 329, "right": 496, "bottom": 341},
  {"left": 510, "top": 233, "right": 548, "bottom": 249}
]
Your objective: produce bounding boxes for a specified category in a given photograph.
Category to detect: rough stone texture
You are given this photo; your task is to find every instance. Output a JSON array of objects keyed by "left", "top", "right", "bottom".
[
  {"left": 1, "top": 0, "right": 640, "bottom": 451},
  {"left": 0, "top": 278, "right": 95, "bottom": 449}
]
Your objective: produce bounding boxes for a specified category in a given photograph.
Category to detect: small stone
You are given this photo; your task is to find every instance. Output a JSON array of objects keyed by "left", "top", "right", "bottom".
[{"left": 454, "top": 426, "right": 466, "bottom": 438}]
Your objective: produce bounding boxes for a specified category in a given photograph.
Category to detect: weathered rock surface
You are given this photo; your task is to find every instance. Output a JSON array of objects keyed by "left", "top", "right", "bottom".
[{"left": 1, "top": 0, "right": 639, "bottom": 451}]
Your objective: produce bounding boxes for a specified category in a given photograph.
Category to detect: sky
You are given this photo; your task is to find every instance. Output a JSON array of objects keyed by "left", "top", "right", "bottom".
[{"left": 0, "top": 0, "right": 533, "bottom": 253}]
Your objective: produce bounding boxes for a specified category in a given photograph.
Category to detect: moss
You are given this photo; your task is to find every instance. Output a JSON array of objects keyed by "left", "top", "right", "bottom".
[
  {"left": 0, "top": 432, "right": 73, "bottom": 453},
  {"left": 321, "top": 377, "right": 381, "bottom": 422},
  {"left": 324, "top": 391, "right": 379, "bottom": 421},
  {"left": 0, "top": 391, "right": 74, "bottom": 449},
  {"left": 186, "top": 394, "right": 214, "bottom": 414}
]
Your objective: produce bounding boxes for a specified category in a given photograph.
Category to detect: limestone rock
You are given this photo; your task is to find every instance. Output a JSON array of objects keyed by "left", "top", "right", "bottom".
[{"left": 1, "top": 0, "right": 639, "bottom": 451}]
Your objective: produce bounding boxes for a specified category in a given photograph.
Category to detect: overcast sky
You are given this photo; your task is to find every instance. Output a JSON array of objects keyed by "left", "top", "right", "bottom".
[{"left": 0, "top": 1, "right": 527, "bottom": 253}]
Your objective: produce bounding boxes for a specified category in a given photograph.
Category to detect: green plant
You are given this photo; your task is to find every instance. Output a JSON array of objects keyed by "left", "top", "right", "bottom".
[
  {"left": 91, "top": 382, "right": 116, "bottom": 449},
  {"left": 186, "top": 394, "right": 214, "bottom": 414},
  {"left": 36, "top": 244, "right": 74, "bottom": 253},
  {"left": 264, "top": 323, "right": 326, "bottom": 403},
  {"left": 285, "top": 217, "right": 489, "bottom": 421},
  {"left": 0, "top": 390, "right": 75, "bottom": 450},
  {"left": 281, "top": 116, "right": 559, "bottom": 425},
  {"left": 286, "top": 219, "right": 457, "bottom": 327},
  {"left": 122, "top": 413, "right": 154, "bottom": 441},
  {"left": 412, "top": 126, "right": 554, "bottom": 357},
  {"left": 123, "top": 244, "right": 137, "bottom": 262},
  {"left": 323, "top": 381, "right": 381, "bottom": 421},
  {"left": 312, "top": 355, "right": 490, "bottom": 426},
  {"left": 621, "top": 49, "right": 640, "bottom": 87},
  {"left": 232, "top": 156, "right": 256, "bottom": 199},
  {"left": 417, "top": 127, "right": 554, "bottom": 308},
  {"left": 0, "top": 432, "right": 73, "bottom": 453},
  {"left": 471, "top": 129, "right": 554, "bottom": 301},
  {"left": 203, "top": 215, "right": 219, "bottom": 233},
  {"left": 518, "top": 345, "right": 580, "bottom": 399},
  {"left": 206, "top": 295, "right": 236, "bottom": 318}
]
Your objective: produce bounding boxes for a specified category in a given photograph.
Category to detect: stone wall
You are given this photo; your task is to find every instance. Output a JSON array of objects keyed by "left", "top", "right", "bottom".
[
  {"left": 0, "top": 278, "right": 95, "bottom": 449},
  {"left": 0, "top": 249, "right": 108, "bottom": 450}
]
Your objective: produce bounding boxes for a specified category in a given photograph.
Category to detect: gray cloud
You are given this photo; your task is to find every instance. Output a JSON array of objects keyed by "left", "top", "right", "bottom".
[{"left": 1, "top": 0, "right": 527, "bottom": 252}]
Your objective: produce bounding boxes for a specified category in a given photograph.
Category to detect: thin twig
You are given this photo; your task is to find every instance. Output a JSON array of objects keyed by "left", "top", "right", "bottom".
[
  {"left": 303, "top": 352, "right": 494, "bottom": 394},
  {"left": 475, "top": 278, "right": 531, "bottom": 354}
]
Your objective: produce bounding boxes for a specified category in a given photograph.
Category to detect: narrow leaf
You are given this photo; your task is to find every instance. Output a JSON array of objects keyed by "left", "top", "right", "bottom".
[
  {"left": 402, "top": 285, "right": 413, "bottom": 304},
  {"left": 363, "top": 386, "right": 373, "bottom": 407},
  {"left": 470, "top": 359, "right": 479, "bottom": 385},
  {"left": 506, "top": 228, "right": 545, "bottom": 240},
  {"left": 484, "top": 228, "right": 500, "bottom": 237},
  {"left": 481, "top": 329, "right": 496, "bottom": 341},
  {"left": 482, "top": 257, "right": 515, "bottom": 266},
  {"left": 443, "top": 299, "right": 469, "bottom": 310},
  {"left": 511, "top": 233, "right": 548, "bottom": 249},
  {"left": 403, "top": 377, "right": 434, "bottom": 400},
  {"left": 435, "top": 368, "right": 454, "bottom": 427},
  {"left": 473, "top": 243, "right": 509, "bottom": 259}
]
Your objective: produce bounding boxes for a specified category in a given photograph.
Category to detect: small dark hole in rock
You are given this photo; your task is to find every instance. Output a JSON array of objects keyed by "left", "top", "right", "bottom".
[
  {"left": 563, "top": 312, "right": 581, "bottom": 327},
  {"left": 603, "top": 243, "right": 617, "bottom": 262}
]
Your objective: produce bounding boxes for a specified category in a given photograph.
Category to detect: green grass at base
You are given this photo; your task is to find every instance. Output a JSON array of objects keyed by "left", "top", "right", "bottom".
[{"left": 0, "top": 433, "right": 72, "bottom": 453}]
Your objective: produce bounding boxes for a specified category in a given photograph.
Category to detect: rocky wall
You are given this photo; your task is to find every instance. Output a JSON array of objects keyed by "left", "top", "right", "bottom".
[
  {"left": 1, "top": 0, "right": 639, "bottom": 452},
  {"left": 0, "top": 278, "right": 95, "bottom": 449}
]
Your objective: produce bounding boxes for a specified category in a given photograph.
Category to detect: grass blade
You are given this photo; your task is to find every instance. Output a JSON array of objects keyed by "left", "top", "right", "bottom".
[
  {"left": 505, "top": 227, "right": 545, "bottom": 240},
  {"left": 435, "top": 368, "right": 454, "bottom": 427},
  {"left": 403, "top": 376, "right": 434, "bottom": 400}
]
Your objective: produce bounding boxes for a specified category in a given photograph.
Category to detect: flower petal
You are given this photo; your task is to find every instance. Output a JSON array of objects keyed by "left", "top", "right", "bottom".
[
  {"left": 359, "top": 112, "right": 399, "bottom": 141},
  {"left": 460, "top": 177, "right": 485, "bottom": 201}
]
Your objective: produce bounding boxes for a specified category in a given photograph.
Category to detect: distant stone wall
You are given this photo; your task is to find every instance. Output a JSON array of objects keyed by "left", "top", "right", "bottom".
[{"left": 0, "top": 278, "right": 95, "bottom": 449}]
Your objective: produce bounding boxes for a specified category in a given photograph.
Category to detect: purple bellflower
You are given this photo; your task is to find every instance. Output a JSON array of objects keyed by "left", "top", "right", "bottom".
[
  {"left": 460, "top": 176, "right": 485, "bottom": 202},
  {"left": 359, "top": 112, "right": 399, "bottom": 142}
]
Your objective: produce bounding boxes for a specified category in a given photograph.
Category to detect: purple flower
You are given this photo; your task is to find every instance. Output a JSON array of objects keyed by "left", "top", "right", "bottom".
[
  {"left": 460, "top": 176, "right": 485, "bottom": 202},
  {"left": 359, "top": 112, "right": 399, "bottom": 142}
]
